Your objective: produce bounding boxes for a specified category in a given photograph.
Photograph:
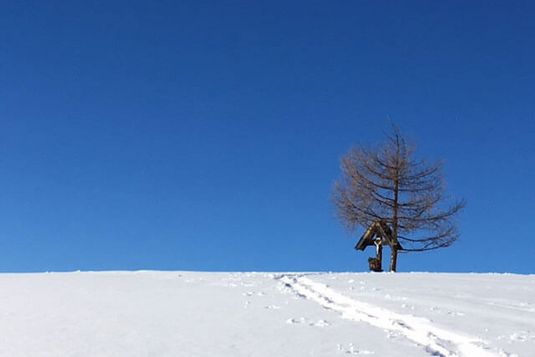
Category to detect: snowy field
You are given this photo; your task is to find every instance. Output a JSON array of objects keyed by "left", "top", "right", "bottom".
[{"left": 0, "top": 272, "right": 533, "bottom": 356}]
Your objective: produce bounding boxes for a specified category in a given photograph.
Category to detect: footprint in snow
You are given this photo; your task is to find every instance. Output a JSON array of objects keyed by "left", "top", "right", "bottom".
[
  {"left": 392, "top": 320, "right": 410, "bottom": 330},
  {"left": 286, "top": 317, "right": 307, "bottom": 324},
  {"left": 285, "top": 317, "right": 330, "bottom": 327},
  {"left": 310, "top": 319, "right": 330, "bottom": 327},
  {"left": 336, "top": 343, "right": 374, "bottom": 355},
  {"left": 446, "top": 310, "right": 465, "bottom": 317},
  {"left": 265, "top": 305, "right": 281, "bottom": 310}
]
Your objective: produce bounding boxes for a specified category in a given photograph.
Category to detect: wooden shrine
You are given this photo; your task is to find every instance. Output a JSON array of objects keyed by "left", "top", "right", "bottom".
[{"left": 355, "top": 220, "right": 403, "bottom": 272}]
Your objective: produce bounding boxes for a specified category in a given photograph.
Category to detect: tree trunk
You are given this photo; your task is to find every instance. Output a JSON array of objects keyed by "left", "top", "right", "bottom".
[
  {"left": 389, "top": 248, "right": 398, "bottom": 272},
  {"left": 390, "top": 137, "right": 400, "bottom": 272}
]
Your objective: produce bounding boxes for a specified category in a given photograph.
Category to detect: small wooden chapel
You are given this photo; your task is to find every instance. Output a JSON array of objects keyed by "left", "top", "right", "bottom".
[{"left": 354, "top": 220, "right": 403, "bottom": 272}]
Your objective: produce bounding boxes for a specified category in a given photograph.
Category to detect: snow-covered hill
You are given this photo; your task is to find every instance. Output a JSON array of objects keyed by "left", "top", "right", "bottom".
[{"left": 0, "top": 272, "right": 532, "bottom": 356}]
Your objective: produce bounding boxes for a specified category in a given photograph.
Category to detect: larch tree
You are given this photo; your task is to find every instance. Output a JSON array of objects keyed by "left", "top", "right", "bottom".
[{"left": 332, "top": 128, "right": 465, "bottom": 272}]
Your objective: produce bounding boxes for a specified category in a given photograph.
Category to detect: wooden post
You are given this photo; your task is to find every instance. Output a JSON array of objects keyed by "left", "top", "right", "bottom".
[{"left": 377, "top": 244, "right": 383, "bottom": 271}]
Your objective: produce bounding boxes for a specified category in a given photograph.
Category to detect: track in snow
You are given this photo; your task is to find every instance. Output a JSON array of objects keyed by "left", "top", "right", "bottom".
[{"left": 278, "top": 274, "right": 508, "bottom": 357}]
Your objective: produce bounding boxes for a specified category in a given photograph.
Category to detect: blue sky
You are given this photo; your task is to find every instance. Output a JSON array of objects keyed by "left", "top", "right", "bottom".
[{"left": 1, "top": 1, "right": 534, "bottom": 273}]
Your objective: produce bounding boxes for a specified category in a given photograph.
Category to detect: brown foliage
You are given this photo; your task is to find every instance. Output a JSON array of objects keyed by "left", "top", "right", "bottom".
[{"left": 333, "top": 128, "right": 465, "bottom": 271}]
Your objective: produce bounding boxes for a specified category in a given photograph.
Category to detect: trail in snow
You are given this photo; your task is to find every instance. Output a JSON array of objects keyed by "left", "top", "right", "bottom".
[{"left": 278, "top": 274, "right": 509, "bottom": 357}]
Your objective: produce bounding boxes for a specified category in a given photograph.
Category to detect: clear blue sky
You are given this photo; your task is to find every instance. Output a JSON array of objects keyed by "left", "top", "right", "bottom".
[{"left": 1, "top": 1, "right": 534, "bottom": 273}]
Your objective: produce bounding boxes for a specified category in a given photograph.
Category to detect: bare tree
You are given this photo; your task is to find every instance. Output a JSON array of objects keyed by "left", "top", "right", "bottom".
[{"left": 333, "top": 128, "right": 465, "bottom": 272}]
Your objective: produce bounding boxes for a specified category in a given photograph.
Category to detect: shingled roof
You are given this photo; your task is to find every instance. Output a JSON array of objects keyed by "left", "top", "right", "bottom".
[{"left": 355, "top": 220, "right": 403, "bottom": 251}]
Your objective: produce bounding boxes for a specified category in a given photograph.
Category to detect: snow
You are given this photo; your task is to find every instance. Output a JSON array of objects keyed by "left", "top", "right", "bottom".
[{"left": 0, "top": 271, "right": 533, "bottom": 356}]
